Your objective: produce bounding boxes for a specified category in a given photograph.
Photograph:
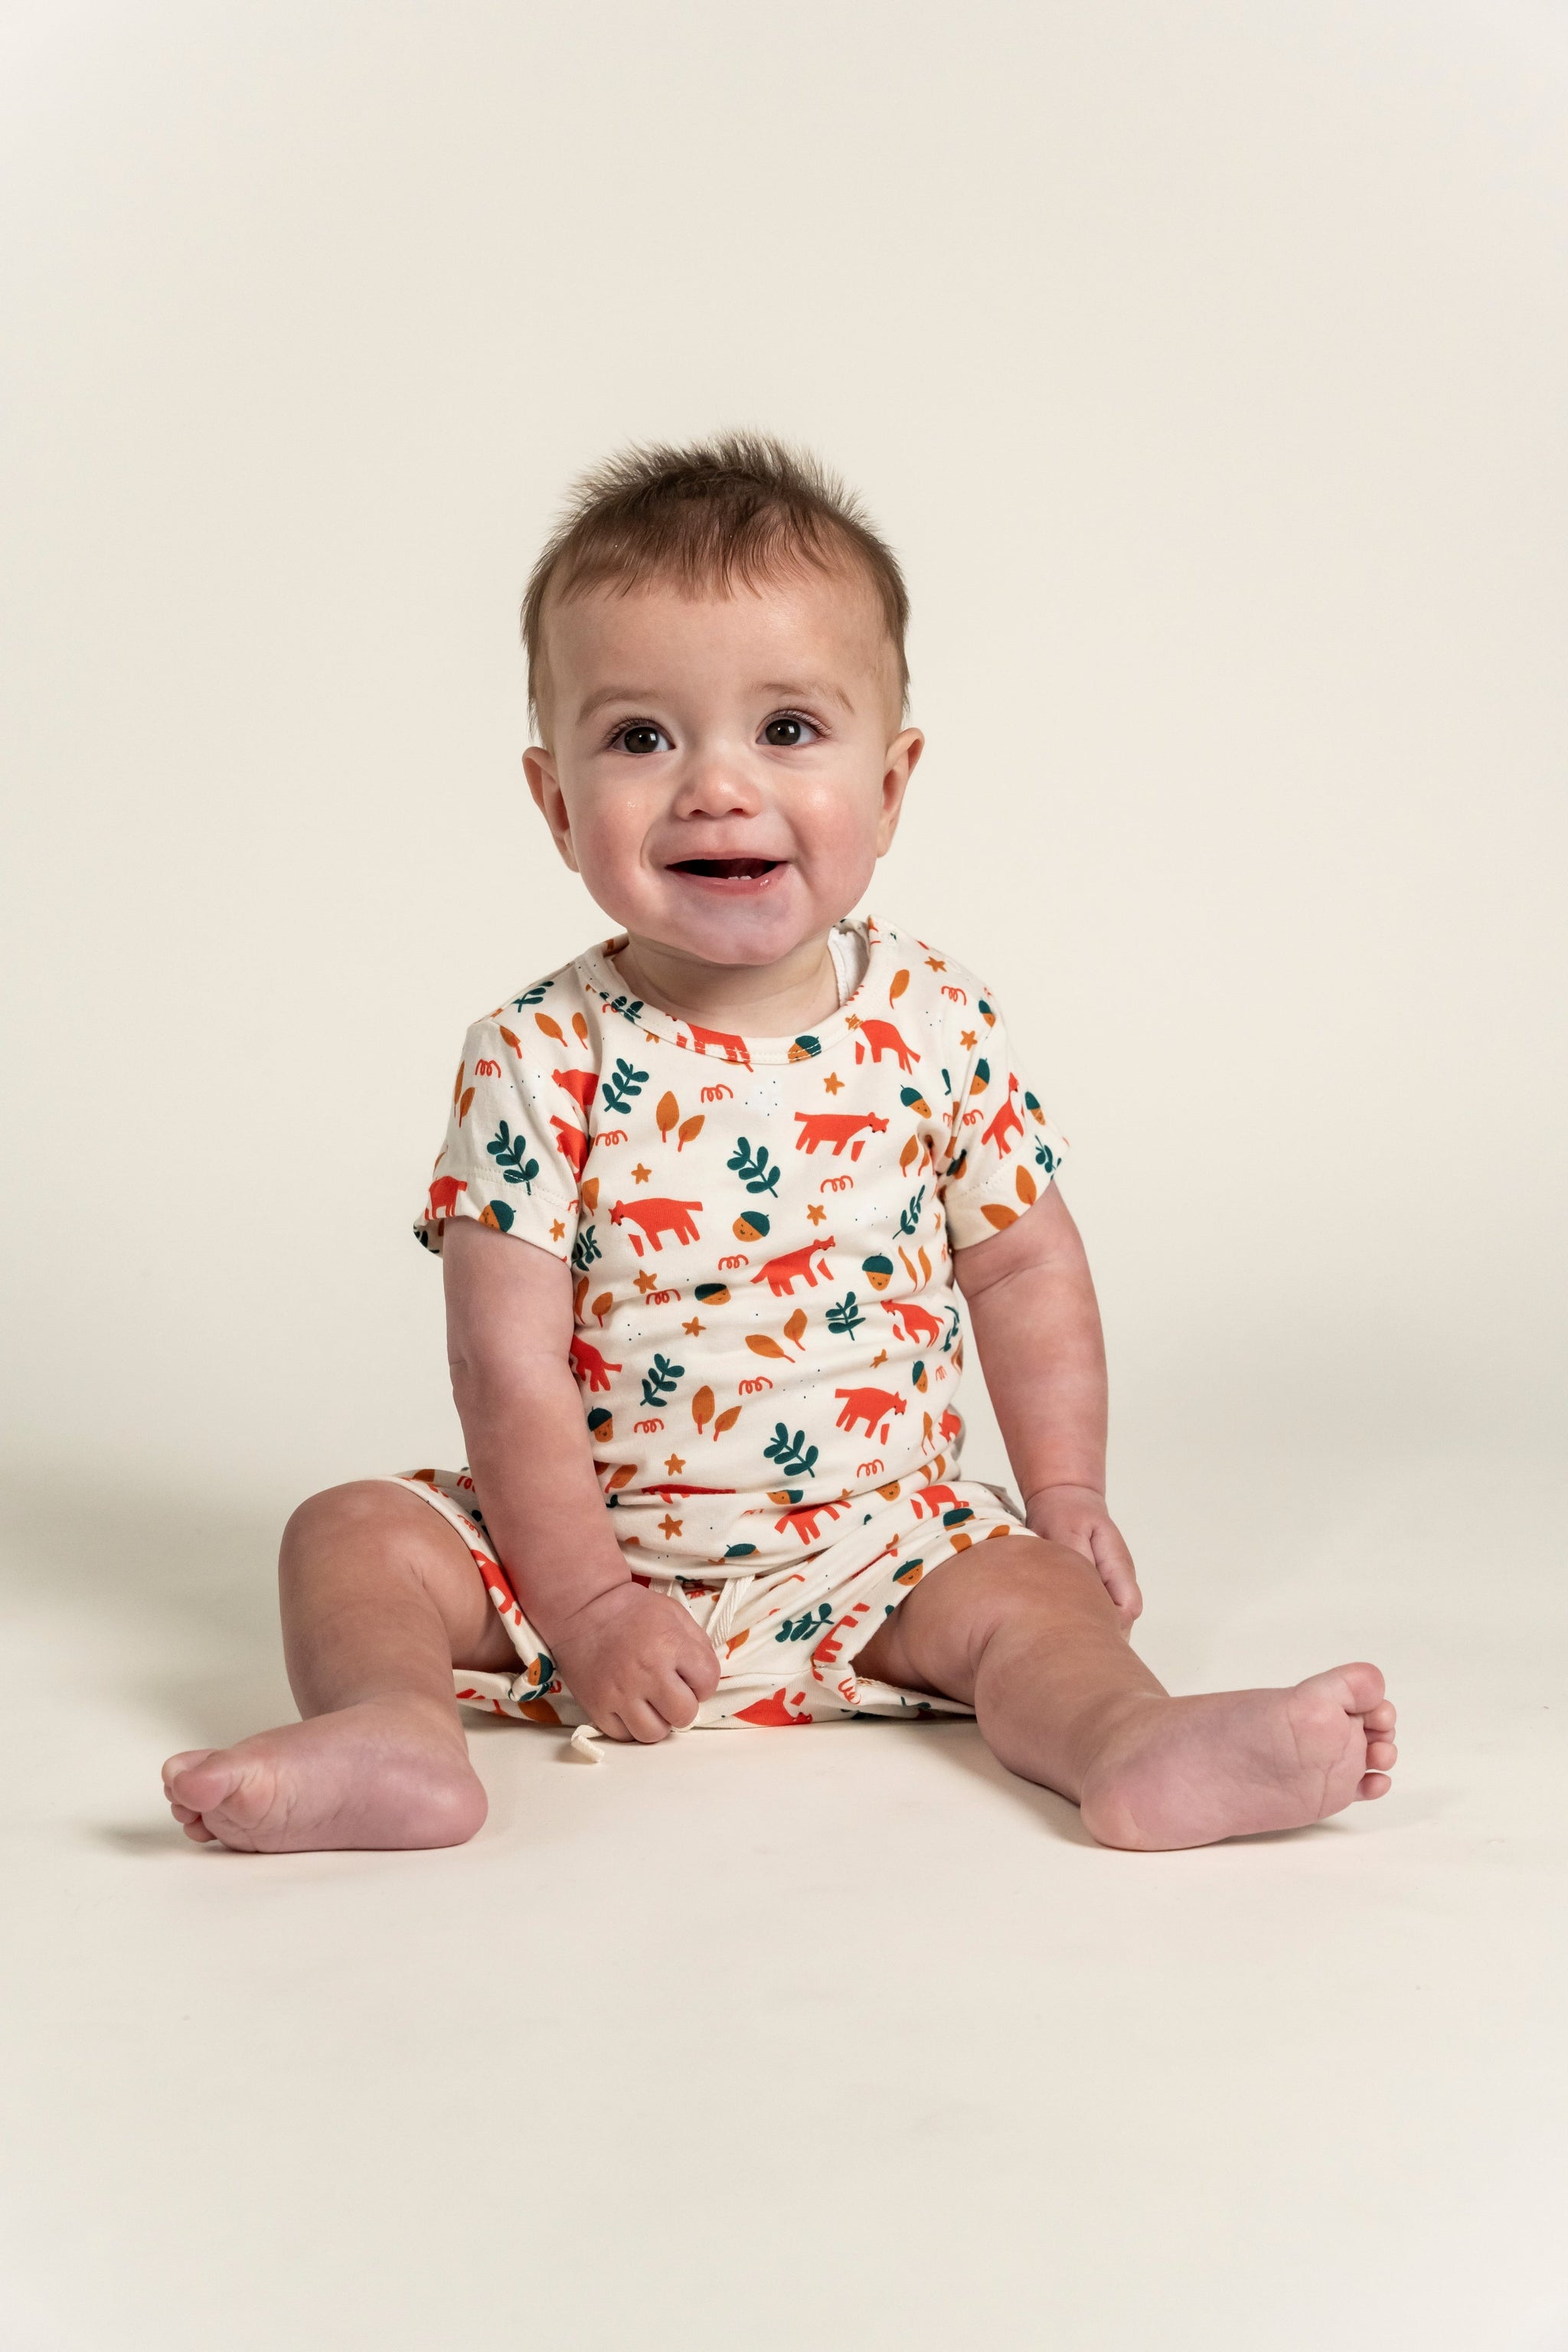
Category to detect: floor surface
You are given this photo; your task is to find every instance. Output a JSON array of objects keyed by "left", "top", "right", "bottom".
[{"left": 2, "top": 1442, "right": 1565, "bottom": 2351}]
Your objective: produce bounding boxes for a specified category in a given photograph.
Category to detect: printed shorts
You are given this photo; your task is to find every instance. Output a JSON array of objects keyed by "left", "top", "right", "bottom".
[{"left": 387, "top": 1469, "right": 1027, "bottom": 1746}]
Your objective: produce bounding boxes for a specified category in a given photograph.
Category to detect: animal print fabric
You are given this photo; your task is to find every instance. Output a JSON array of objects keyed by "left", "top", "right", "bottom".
[
  {"left": 391, "top": 1464, "right": 1026, "bottom": 1729},
  {"left": 413, "top": 914, "right": 1068, "bottom": 1577}
]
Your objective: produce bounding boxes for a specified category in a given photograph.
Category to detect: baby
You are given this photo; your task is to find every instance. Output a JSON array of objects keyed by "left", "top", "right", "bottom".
[{"left": 162, "top": 433, "right": 1397, "bottom": 1853}]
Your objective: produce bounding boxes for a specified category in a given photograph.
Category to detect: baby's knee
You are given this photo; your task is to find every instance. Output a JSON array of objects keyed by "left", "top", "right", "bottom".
[
  {"left": 278, "top": 1480, "right": 433, "bottom": 1587},
  {"left": 952, "top": 1532, "right": 1116, "bottom": 1634}
]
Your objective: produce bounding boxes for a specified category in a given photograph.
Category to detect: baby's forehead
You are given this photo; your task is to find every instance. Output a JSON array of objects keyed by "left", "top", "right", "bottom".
[{"left": 545, "top": 560, "right": 897, "bottom": 704}]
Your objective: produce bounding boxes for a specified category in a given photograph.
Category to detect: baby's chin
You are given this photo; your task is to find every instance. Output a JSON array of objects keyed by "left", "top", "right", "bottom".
[{"left": 596, "top": 858, "right": 861, "bottom": 968}]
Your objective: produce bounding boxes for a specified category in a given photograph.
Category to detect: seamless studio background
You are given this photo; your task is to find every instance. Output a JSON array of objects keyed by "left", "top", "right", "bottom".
[{"left": 2, "top": 7, "right": 1566, "bottom": 2351}]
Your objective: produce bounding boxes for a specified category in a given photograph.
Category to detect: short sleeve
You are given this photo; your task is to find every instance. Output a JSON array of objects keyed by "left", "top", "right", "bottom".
[
  {"left": 939, "top": 985, "right": 1070, "bottom": 1249},
  {"left": 413, "top": 1014, "right": 580, "bottom": 1261}
]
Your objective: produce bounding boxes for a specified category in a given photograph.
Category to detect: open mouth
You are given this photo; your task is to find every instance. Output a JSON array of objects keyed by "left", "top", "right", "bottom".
[{"left": 669, "top": 857, "right": 783, "bottom": 880}]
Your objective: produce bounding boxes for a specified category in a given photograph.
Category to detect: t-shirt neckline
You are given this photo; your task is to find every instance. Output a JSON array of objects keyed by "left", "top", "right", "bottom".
[{"left": 574, "top": 916, "right": 884, "bottom": 1067}]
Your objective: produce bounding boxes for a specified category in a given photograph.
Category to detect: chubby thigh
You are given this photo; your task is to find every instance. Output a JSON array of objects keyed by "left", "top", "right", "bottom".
[{"left": 387, "top": 1468, "right": 1022, "bottom": 1730}]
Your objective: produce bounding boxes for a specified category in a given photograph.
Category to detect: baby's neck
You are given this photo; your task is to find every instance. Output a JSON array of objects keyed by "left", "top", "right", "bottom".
[{"left": 610, "top": 929, "right": 844, "bottom": 1039}]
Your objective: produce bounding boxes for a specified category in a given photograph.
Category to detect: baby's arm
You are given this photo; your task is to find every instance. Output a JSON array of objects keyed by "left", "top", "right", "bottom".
[
  {"left": 442, "top": 1220, "right": 720, "bottom": 1740},
  {"left": 953, "top": 1187, "right": 1142, "bottom": 1628}
]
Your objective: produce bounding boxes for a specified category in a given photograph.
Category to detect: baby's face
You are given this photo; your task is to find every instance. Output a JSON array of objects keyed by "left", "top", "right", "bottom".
[{"left": 524, "top": 564, "right": 922, "bottom": 969}]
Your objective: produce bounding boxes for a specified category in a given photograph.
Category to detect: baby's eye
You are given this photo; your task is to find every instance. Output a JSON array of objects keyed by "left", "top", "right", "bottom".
[
  {"left": 761, "top": 714, "right": 819, "bottom": 748},
  {"left": 615, "top": 723, "right": 671, "bottom": 756}
]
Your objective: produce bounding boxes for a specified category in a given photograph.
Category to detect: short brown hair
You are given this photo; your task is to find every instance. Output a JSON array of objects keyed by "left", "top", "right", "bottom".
[{"left": 521, "top": 431, "right": 910, "bottom": 733}]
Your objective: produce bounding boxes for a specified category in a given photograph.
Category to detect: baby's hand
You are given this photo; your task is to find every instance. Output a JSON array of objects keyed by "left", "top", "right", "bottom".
[
  {"left": 1024, "top": 1484, "right": 1142, "bottom": 1633},
  {"left": 547, "top": 1579, "right": 721, "bottom": 1743}
]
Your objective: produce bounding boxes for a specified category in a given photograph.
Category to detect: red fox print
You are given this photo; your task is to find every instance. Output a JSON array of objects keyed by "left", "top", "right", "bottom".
[
  {"left": 810, "top": 1598, "right": 871, "bottom": 1681},
  {"left": 793, "top": 1109, "right": 889, "bottom": 1158},
  {"left": 684, "top": 1022, "right": 752, "bottom": 1070},
  {"left": 734, "top": 1687, "right": 812, "bottom": 1726},
  {"left": 910, "top": 1482, "right": 962, "bottom": 1520},
  {"left": 849, "top": 1017, "right": 919, "bottom": 1072},
  {"left": 550, "top": 1116, "right": 590, "bottom": 1178},
  {"left": 939, "top": 1406, "right": 962, "bottom": 1446},
  {"left": 551, "top": 1067, "right": 598, "bottom": 1112},
  {"left": 835, "top": 1386, "right": 907, "bottom": 1441},
  {"left": 609, "top": 1197, "right": 704, "bottom": 1254},
  {"left": 980, "top": 1087, "right": 1024, "bottom": 1156},
  {"left": 773, "top": 1499, "right": 848, "bottom": 1543},
  {"left": 569, "top": 1334, "right": 621, "bottom": 1391},
  {"left": 426, "top": 1175, "right": 467, "bottom": 1219},
  {"left": 750, "top": 1236, "right": 835, "bottom": 1296},
  {"left": 880, "top": 1298, "right": 944, "bottom": 1346}
]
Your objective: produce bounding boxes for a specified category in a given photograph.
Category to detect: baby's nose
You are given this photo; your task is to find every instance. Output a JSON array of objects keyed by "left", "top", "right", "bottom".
[{"left": 674, "top": 756, "right": 763, "bottom": 817}]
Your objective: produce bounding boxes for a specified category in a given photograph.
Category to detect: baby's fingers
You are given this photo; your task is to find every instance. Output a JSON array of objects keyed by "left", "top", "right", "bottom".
[
  {"left": 678, "top": 1632, "right": 721, "bottom": 1704},
  {"left": 616, "top": 1694, "right": 678, "bottom": 1744}
]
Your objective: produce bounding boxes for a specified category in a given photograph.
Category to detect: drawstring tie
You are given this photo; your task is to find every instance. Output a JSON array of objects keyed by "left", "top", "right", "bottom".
[{"left": 568, "top": 1573, "right": 752, "bottom": 1763}]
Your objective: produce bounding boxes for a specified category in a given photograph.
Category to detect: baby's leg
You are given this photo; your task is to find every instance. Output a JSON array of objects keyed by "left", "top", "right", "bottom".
[
  {"left": 856, "top": 1537, "right": 1397, "bottom": 1850},
  {"left": 162, "top": 1482, "right": 516, "bottom": 1854}
]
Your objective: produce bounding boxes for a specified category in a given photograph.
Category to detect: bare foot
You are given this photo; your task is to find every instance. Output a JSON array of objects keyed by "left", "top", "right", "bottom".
[
  {"left": 1078, "top": 1663, "right": 1397, "bottom": 1851},
  {"left": 161, "top": 1696, "right": 488, "bottom": 1854}
]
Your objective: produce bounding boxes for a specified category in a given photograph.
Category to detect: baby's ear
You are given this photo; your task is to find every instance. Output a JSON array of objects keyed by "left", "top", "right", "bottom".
[
  {"left": 523, "top": 749, "right": 580, "bottom": 871},
  {"left": 877, "top": 727, "right": 923, "bottom": 851}
]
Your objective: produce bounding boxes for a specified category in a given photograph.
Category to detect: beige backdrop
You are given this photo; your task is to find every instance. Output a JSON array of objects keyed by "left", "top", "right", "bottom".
[
  {"left": 5, "top": 2, "right": 1564, "bottom": 1510},
  {"left": 5, "top": 10, "right": 1568, "bottom": 2352}
]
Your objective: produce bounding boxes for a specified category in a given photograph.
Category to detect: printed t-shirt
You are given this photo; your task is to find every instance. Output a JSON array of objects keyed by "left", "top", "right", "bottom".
[{"left": 414, "top": 914, "right": 1068, "bottom": 1572}]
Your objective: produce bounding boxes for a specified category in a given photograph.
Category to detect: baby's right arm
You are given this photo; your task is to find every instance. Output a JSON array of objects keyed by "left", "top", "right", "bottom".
[{"left": 442, "top": 1220, "right": 719, "bottom": 1741}]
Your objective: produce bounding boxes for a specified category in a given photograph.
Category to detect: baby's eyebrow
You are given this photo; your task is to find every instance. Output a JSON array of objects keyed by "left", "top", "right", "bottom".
[
  {"left": 576, "top": 685, "right": 662, "bottom": 723},
  {"left": 756, "top": 679, "right": 854, "bottom": 714}
]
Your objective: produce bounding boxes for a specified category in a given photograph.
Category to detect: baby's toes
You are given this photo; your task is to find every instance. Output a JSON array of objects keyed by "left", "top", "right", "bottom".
[
  {"left": 1358, "top": 1771, "right": 1392, "bottom": 1800},
  {"left": 1366, "top": 1735, "right": 1397, "bottom": 1770},
  {"left": 1363, "top": 1700, "right": 1397, "bottom": 1736},
  {"left": 163, "top": 1746, "right": 217, "bottom": 1794}
]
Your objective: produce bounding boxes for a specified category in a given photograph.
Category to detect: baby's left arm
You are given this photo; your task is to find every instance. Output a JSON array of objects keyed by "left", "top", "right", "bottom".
[{"left": 953, "top": 1187, "right": 1142, "bottom": 1629}]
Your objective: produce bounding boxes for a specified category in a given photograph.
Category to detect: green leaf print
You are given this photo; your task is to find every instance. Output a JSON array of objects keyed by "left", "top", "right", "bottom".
[
  {"left": 1034, "top": 1138, "right": 1058, "bottom": 1174},
  {"left": 510, "top": 981, "right": 553, "bottom": 1010},
  {"left": 571, "top": 1223, "right": 600, "bottom": 1270},
  {"left": 486, "top": 1121, "right": 540, "bottom": 1190},
  {"left": 639, "top": 1353, "right": 685, "bottom": 1408},
  {"left": 764, "top": 1425, "right": 819, "bottom": 1480},
  {"left": 825, "top": 1292, "right": 865, "bottom": 1341},
  {"left": 605, "top": 993, "right": 645, "bottom": 1024},
  {"left": 727, "top": 1137, "right": 781, "bottom": 1196},
  {"left": 600, "top": 1057, "right": 649, "bottom": 1115},
  {"left": 775, "top": 1603, "right": 833, "bottom": 1645},
  {"left": 898, "top": 1184, "right": 926, "bottom": 1236}
]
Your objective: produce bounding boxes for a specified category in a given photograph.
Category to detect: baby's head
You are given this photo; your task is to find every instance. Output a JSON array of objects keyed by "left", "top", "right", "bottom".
[{"left": 521, "top": 433, "right": 923, "bottom": 972}]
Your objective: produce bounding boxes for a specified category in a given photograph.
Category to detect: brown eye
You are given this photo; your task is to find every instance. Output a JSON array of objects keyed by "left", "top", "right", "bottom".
[
  {"left": 763, "top": 714, "right": 816, "bottom": 747},
  {"left": 619, "top": 724, "right": 669, "bottom": 755}
]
